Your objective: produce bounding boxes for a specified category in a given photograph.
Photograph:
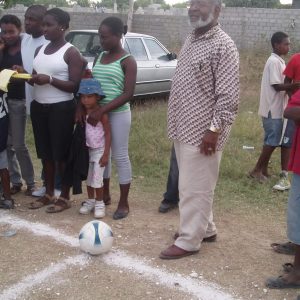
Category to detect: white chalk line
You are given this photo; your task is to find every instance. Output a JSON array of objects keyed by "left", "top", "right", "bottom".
[
  {"left": 0, "top": 211, "right": 237, "bottom": 300},
  {"left": 0, "top": 255, "right": 89, "bottom": 300}
]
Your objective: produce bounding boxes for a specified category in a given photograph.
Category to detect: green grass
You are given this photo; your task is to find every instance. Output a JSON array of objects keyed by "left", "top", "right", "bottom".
[{"left": 25, "top": 50, "right": 289, "bottom": 215}]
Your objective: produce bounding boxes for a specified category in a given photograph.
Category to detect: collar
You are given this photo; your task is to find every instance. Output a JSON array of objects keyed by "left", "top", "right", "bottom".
[
  {"left": 191, "top": 24, "right": 220, "bottom": 42},
  {"left": 271, "top": 52, "right": 285, "bottom": 64}
]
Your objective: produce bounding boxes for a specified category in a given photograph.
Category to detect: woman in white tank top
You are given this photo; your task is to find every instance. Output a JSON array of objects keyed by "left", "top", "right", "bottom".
[{"left": 28, "top": 8, "right": 84, "bottom": 213}]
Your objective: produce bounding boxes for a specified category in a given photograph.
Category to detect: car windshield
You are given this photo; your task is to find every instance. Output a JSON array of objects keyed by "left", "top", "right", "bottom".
[{"left": 68, "top": 32, "right": 102, "bottom": 56}]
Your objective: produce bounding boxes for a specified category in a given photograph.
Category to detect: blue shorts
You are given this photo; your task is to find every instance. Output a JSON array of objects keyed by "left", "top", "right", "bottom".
[
  {"left": 262, "top": 113, "right": 295, "bottom": 148},
  {"left": 287, "top": 174, "right": 300, "bottom": 245}
]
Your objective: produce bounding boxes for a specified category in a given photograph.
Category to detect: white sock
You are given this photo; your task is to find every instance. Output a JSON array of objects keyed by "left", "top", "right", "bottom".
[
  {"left": 95, "top": 200, "right": 104, "bottom": 207},
  {"left": 87, "top": 198, "right": 95, "bottom": 204}
]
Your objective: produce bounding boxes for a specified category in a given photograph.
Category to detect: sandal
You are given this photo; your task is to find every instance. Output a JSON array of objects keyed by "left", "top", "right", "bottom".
[
  {"left": 0, "top": 198, "right": 15, "bottom": 209},
  {"left": 28, "top": 194, "right": 55, "bottom": 209},
  {"left": 46, "top": 197, "right": 71, "bottom": 213},
  {"left": 266, "top": 275, "right": 300, "bottom": 289},
  {"left": 271, "top": 242, "right": 296, "bottom": 255},
  {"left": 282, "top": 262, "right": 294, "bottom": 273},
  {"left": 10, "top": 185, "right": 22, "bottom": 195}
]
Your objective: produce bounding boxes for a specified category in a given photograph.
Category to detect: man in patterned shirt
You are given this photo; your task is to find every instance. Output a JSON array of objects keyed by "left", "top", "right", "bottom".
[{"left": 160, "top": 0, "right": 239, "bottom": 259}]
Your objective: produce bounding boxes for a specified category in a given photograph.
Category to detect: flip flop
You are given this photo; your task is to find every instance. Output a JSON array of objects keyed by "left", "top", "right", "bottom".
[
  {"left": 283, "top": 262, "right": 294, "bottom": 273},
  {"left": 266, "top": 276, "right": 300, "bottom": 289},
  {"left": 46, "top": 197, "right": 71, "bottom": 213},
  {"left": 271, "top": 242, "right": 296, "bottom": 255},
  {"left": 28, "top": 194, "right": 55, "bottom": 209}
]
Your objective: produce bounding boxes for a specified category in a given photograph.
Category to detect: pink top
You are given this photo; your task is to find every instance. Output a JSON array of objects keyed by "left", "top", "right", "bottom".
[{"left": 85, "top": 117, "right": 105, "bottom": 149}]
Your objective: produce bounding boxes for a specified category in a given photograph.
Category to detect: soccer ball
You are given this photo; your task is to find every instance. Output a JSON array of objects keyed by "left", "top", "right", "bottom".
[{"left": 79, "top": 220, "right": 114, "bottom": 255}]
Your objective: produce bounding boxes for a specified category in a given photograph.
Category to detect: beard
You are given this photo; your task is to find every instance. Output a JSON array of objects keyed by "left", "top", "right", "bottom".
[{"left": 189, "top": 12, "right": 214, "bottom": 29}]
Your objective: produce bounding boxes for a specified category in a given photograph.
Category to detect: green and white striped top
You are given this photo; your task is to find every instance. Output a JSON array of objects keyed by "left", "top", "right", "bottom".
[{"left": 92, "top": 52, "right": 131, "bottom": 113}]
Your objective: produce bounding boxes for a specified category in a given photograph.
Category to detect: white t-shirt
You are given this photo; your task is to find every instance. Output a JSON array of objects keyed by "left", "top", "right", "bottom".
[
  {"left": 21, "top": 33, "right": 48, "bottom": 114},
  {"left": 258, "top": 53, "right": 288, "bottom": 119}
]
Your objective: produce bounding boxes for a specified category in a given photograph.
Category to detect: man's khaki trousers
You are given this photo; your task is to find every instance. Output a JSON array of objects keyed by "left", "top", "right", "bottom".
[{"left": 174, "top": 140, "right": 222, "bottom": 251}]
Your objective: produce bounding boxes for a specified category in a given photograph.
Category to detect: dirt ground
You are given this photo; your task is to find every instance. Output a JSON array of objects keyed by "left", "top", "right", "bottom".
[{"left": 0, "top": 185, "right": 299, "bottom": 300}]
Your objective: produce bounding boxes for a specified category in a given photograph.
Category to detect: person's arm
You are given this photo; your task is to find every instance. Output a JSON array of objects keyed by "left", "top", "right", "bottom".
[
  {"left": 99, "top": 113, "right": 111, "bottom": 167},
  {"left": 30, "top": 46, "right": 83, "bottom": 93},
  {"left": 272, "top": 76, "right": 300, "bottom": 93},
  {"left": 88, "top": 55, "right": 137, "bottom": 126},
  {"left": 200, "top": 42, "right": 239, "bottom": 155}
]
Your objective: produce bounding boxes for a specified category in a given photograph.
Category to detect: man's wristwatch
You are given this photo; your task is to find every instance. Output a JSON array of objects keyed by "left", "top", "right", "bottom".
[{"left": 208, "top": 125, "right": 220, "bottom": 133}]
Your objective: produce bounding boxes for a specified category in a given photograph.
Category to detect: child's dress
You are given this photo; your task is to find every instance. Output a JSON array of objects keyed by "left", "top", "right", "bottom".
[{"left": 85, "top": 117, "right": 105, "bottom": 188}]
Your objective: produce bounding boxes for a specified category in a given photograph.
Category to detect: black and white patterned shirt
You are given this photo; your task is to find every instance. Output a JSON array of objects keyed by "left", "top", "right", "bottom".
[{"left": 168, "top": 25, "right": 239, "bottom": 150}]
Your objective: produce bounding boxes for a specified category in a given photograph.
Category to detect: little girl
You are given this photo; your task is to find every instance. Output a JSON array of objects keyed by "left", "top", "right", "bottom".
[{"left": 78, "top": 79, "right": 111, "bottom": 218}]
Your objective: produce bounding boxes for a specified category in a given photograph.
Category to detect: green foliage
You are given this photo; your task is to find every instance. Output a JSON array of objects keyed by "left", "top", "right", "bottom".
[
  {"left": 224, "top": 0, "right": 280, "bottom": 8},
  {"left": 133, "top": 0, "right": 169, "bottom": 9},
  {"left": 172, "top": 1, "right": 188, "bottom": 8}
]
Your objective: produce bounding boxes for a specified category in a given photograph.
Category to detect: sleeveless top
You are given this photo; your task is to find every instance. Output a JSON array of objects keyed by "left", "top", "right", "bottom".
[
  {"left": 33, "top": 42, "right": 73, "bottom": 104},
  {"left": 92, "top": 52, "right": 131, "bottom": 113},
  {"left": 85, "top": 115, "right": 105, "bottom": 149}
]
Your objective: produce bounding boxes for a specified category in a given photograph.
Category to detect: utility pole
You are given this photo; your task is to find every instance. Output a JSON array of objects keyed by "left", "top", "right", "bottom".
[{"left": 127, "top": 0, "right": 134, "bottom": 32}]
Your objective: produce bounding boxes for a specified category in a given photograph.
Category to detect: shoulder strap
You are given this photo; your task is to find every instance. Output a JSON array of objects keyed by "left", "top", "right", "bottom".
[
  {"left": 93, "top": 51, "right": 105, "bottom": 67},
  {"left": 120, "top": 54, "right": 131, "bottom": 62}
]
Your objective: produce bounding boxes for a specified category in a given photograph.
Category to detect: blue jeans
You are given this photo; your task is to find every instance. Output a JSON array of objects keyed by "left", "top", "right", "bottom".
[
  {"left": 163, "top": 144, "right": 179, "bottom": 204},
  {"left": 287, "top": 173, "right": 300, "bottom": 245}
]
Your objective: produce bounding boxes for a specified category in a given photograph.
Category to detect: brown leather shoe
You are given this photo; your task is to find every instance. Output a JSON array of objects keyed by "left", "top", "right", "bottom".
[
  {"left": 173, "top": 232, "right": 217, "bottom": 242},
  {"left": 159, "top": 244, "right": 199, "bottom": 260}
]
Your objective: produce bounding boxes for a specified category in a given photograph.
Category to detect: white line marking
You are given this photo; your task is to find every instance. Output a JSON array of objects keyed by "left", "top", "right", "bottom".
[
  {"left": 0, "top": 212, "right": 237, "bottom": 300},
  {"left": 0, "top": 255, "right": 89, "bottom": 300}
]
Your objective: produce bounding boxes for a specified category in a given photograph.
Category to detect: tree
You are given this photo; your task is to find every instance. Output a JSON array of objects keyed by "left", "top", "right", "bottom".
[
  {"left": 134, "top": 0, "right": 169, "bottom": 9},
  {"left": 172, "top": 1, "right": 188, "bottom": 8},
  {"left": 224, "top": 0, "right": 280, "bottom": 8}
]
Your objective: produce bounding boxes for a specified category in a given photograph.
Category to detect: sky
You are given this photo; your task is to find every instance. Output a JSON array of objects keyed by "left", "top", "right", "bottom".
[{"left": 165, "top": 0, "right": 292, "bottom": 5}]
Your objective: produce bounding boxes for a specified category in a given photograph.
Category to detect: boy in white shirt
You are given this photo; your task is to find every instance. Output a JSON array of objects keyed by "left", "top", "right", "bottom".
[{"left": 249, "top": 32, "right": 300, "bottom": 190}]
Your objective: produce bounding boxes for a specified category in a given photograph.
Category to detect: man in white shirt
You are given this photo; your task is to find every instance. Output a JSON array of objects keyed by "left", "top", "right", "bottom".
[
  {"left": 249, "top": 32, "right": 300, "bottom": 190},
  {"left": 9, "top": 5, "right": 57, "bottom": 197},
  {"left": 21, "top": 5, "right": 47, "bottom": 114}
]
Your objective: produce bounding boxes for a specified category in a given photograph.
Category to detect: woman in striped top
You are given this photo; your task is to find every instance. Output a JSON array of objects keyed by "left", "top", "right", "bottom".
[{"left": 86, "top": 17, "right": 137, "bottom": 220}]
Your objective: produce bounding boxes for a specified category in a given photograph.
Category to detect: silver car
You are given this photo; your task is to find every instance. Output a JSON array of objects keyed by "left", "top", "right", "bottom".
[{"left": 65, "top": 30, "right": 177, "bottom": 97}]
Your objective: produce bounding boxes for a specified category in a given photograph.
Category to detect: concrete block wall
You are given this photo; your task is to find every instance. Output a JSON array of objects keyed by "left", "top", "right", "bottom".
[{"left": 2, "top": 7, "right": 300, "bottom": 51}]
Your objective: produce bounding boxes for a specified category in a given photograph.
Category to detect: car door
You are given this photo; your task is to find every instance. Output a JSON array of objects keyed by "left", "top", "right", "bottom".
[
  {"left": 124, "top": 37, "right": 156, "bottom": 96},
  {"left": 142, "top": 37, "right": 177, "bottom": 94}
]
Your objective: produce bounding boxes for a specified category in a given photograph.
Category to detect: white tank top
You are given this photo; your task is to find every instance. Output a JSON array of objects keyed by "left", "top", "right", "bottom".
[{"left": 33, "top": 42, "right": 73, "bottom": 104}]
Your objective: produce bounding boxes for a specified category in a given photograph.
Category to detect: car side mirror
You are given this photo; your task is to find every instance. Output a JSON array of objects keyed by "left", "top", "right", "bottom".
[
  {"left": 167, "top": 52, "right": 177, "bottom": 60},
  {"left": 89, "top": 45, "right": 102, "bottom": 55}
]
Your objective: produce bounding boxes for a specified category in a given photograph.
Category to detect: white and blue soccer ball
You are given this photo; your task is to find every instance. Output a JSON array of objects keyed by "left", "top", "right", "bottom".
[{"left": 79, "top": 220, "right": 114, "bottom": 255}]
